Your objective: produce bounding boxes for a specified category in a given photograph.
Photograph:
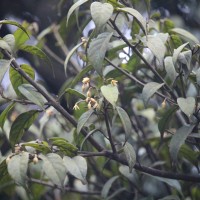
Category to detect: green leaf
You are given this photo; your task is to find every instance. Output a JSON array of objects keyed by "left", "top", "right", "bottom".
[
  {"left": 177, "top": 97, "right": 195, "bottom": 117},
  {"left": 7, "top": 152, "right": 29, "bottom": 186},
  {"left": 91, "top": 2, "right": 114, "bottom": 32},
  {"left": 49, "top": 137, "right": 78, "bottom": 156},
  {"left": 158, "top": 106, "right": 178, "bottom": 138},
  {"left": 0, "top": 159, "right": 12, "bottom": 185},
  {"left": 63, "top": 156, "right": 87, "bottom": 184},
  {"left": 3, "top": 34, "right": 15, "bottom": 51},
  {"left": 0, "top": 103, "right": 15, "bottom": 129},
  {"left": 124, "top": 142, "right": 136, "bottom": 173},
  {"left": 0, "top": 39, "right": 11, "bottom": 52},
  {"left": 65, "top": 88, "right": 86, "bottom": 100},
  {"left": 144, "top": 173, "right": 182, "bottom": 193},
  {"left": 66, "top": 0, "right": 89, "bottom": 26},
  {"left": 142, "top": 82, "right": 164, "bottom": 105},
  {"left": 19, "top": 45, "right": 49, "bottom": 61},
  {"left": 77, "top": 109, "right": 94, "bottom": 134},
  {"left": 101, "top": 176, "right": 119, "bottom": 199},
  {"left": 116, "top": 106, "right": 132, "bottom": 138},
  {"left": 101, "top": 84, "right": 119, "bottom": 107},
  {"left": 9, "top": 64, "right": 35, "bottom": 96},
  {"left": 178, "top": 50, "right": 192, "bottom": 70},
  {"left": 0, "top": 19, "right": 29, "bottom": 38},
  {"left": 158, "top": 195, "right": 180, "bottom": 200},
  {"left": 18, "top": 84, "right": 46, "bottom": 108},
  {"left": 0, "top": 59, "right": 12, "bottom": 83},
  {"left": 9, "top": 110, "right": 39, "bottom": 147},
  {"left": 172, "top": 43, "right": 188, "bottom": 65},
  {"left": 117, "top": 7, "right": 147, "bottom": 35},
  {"left": 88, "top": 32, "right": 113, "bottom": 75},
  {"left": 145, "top": 34, "right": 168, "bottom": 64},
  {"left": 64, "top": 42, "right": 83, "bottom": 74},
  {"left": 171, "top": 28, "right": 199, "bottom": 44},
  {"left": 39, "top": 153, "right": 66, "bottom": 186},
  {"left": 169, "top": 124, "right": 195, "bottom": 162},
  {"left": 164, "top": 56, "right": 178, "bottom": 83},
  {"left": 13, "top": 22, "right": 30, "bottom": 49},
  {"left": 21, "top": 141, "right": 51, "bottom": 154}
]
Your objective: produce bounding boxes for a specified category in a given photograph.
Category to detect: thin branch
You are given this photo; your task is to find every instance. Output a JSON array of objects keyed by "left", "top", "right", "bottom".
[
  {"left": 29, "top": 178, "right": 100, "bottom": 195},
  {"left": 51, "top": 24, "right": 81, "bottom": 73},
  {"left": 109, "top": 19, "right": 177, "bottom": 101},
  {"left": 104, "top": 109, "right": 117, "bottom": 154},
  {"left": 105, "top": 151, "right": 200, "bottom": 182},
  {"left": 105, "top": 57, "right": 175, "bottom": 104},
  {"left": 2, "top": 50, "right": 104, "bottom": 153}
]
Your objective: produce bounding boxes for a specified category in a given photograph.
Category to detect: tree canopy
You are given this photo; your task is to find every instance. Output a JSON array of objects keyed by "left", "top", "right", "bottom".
[{"left": 0, "top": 0, "right": 200, "bottom": 199}]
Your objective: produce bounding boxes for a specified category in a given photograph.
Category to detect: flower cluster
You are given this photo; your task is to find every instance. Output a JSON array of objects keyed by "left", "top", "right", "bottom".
[{"left": 73, "top": 77, "right": 100, "bottom": 110}]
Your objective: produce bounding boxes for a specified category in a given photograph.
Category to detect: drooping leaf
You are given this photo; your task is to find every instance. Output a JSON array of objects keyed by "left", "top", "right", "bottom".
[
  {"left": 77, "top": 109, "right": 94, "bottom": 134},
  {"left": 143, "top": 173, "right": 182, "bottom": 193},
  {"left": 63, "top": 156, "right": 87, "bottom": 184},
  {"left": 39, "top": 153, "right": 66, "bottom": 186},
  {"left": 13, "top": 21, "right": 30, "bottom": 49},
  {"left": 0, "top": 19, "right": 29, "bottom": 38},
  {"left": 18, "top": 84, "right": 46, "bottom": 108},
  {"left": 169, "top": 124, "right": 195, "bottom": 162},
  {"left": 64, "top": 42, "right": 83, "bottom": 74},
  {"left": 116, "top": 106, "right": 132, "bottom": 138},
  {"left": 91, "top": 2, "right": 114, "bottom": 32},
  {"left": 9, "top": 64, "right": 35, "bottom": 97},
  {"left": 7, "top": 152, "right": 29, "bottom": 186},
  {"left": 88, "top": 32, "right": 113, "bottom": 75},
  {"left": 9, "top": 110, "right": 39, "bottom": 147},
  {"left": 66, "top": 0, "right": 89, "bottom": 26},
  {"left": 0, "top": 103, "right": 15, "bottom": 129},
  {"left": 49, "top": 137, "right": 78, "bottom": 156},
  {"left": 124, "top": 142, "right": 136, "bottom": 173},
  {"left": 164, "top": 56, "right": 178, "bottom": 83},
  {"left": 65, "top": 88, "right": 86, "bottom": 100},
  {"left": 0, "top": 59, "right": 12, "bottom": 83},
  {"left": 19, "top": 45, "right": 50, "bottom": 61},
  {"left": 101, "top": 176, "right": 119, "bottom": 199},
  {"left": 172, "top": 43, "right": 188, "bottom": 65},
  {"left": 117, "top": 7, "right": 147, "bottom": 35},
  {"left": 142, "top": 82, "right": 164, "bottom": 105},
  {"left": 178, "top": 50, "right": 192, "bottom": 70},
  {"left": 145, "top": 34, "right": 167, "bottom": 64},
  {"left": 177, "top": 97, "right": 195, "bottom": 117},
  {"left": 101, "top": 84, "right": 119, "bottom": 107},
  {"left": 3, "top": 34, "right": 15, "bottom": 51},
  {"left": 171, "top": 28, "right": 199, "bottom": 44},
  {"left": 158, "top": 106, "right": 178, "bottom": 138}
]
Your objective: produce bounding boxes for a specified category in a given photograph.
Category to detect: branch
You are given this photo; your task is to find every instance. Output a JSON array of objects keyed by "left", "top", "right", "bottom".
[
  {"left": 29, "top": 178, "right": 100, "bottom": 195},
  {"left": 109, "top": 19, "right": 177, "bottom": 101},
  {"left": 2, "top": 50, "right": 104, "bottom": 152},
  {"left": 105, "top": 151, "right": 200, "bottom": 183},
  {"left": 105, "top": 57, "right": 175, "bottom": 104}
]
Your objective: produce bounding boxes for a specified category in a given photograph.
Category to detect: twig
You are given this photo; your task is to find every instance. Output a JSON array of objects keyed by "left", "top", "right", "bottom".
[
  {"left": 104, "top": 109, "right": 117, "bottom": 154},
  {"left": 29, "top": 178, "right": 100, "bottom": 195},
  {"left": 105, "top": 57, "right": 175, "bottom": 104},
  {"left": 109, "top": 19, "right": 177, "bottom": 101},
  {"left": 2, "top": 50, "right": 104, "bottom": 152}
]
